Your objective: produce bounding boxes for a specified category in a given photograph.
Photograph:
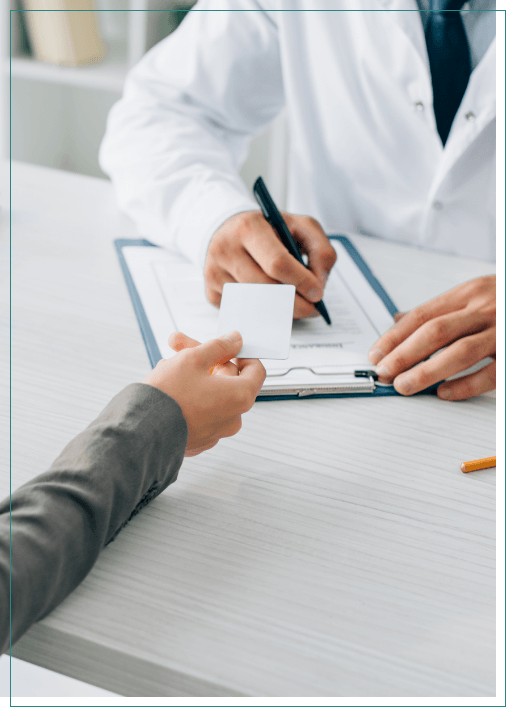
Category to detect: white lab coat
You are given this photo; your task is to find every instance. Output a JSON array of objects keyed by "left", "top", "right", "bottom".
[{"left": 100, "top": 0, "right": 496, "bottom": 267}]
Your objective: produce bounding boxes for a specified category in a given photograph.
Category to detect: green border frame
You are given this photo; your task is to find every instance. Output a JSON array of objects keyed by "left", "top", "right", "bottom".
[{"left": 4, "top": 5, "right": 506, "bottom": 707}]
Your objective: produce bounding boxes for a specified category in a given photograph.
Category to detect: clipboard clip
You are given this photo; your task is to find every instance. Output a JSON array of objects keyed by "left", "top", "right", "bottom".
[
  {"left": 267, "top": 366, "right": 372, "bottom": 378},
  {"left": 354, "top": 369, "right": 379, "bottom": 382},
  {"left": 266, "top": 367, "right": 379, "bottom": 381}
]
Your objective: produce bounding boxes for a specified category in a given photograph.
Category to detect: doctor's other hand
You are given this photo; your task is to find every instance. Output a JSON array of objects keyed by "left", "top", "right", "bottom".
[
  {"left": 143, "top": 331, "right": 266, "bottom": 456},
  {"left": 204, "top": 210, "right": 337, "bottom": 319},
  {"left": 368, "top": 276, "right": 496, "bottom": 401}
]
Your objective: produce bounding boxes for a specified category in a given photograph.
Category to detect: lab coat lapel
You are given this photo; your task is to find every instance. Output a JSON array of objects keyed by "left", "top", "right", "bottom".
[
  {"left": 376, "top": 0, "right": 431, "bottom": 74},
  {"left": 434, "top": 38, "right": 496, "bottom": 185},
  {"left": 375, "top": 0, "right": 439, "bottom": 144},
  {"left": 456, "top": 38, "right": 495, "bottom": 145}
]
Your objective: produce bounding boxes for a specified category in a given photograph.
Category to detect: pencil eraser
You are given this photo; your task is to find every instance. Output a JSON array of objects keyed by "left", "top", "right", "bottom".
[{"left": 217, "top": 283, "right": 295, "bottom": 359}]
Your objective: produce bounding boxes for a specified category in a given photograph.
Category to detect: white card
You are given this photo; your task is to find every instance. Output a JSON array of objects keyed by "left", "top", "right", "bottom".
[{"left": 217, "top": 283, "right": 296, "bottom": 359}]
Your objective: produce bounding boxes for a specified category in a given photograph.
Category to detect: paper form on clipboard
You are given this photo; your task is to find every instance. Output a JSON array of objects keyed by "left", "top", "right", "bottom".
[{"left": 115, "top": 236, "right": 400, "bottom": 399}]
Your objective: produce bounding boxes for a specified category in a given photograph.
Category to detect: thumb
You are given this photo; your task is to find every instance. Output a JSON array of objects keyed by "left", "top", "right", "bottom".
[{"left": 194, "top": 331, "right": 243, "bottom": 369}]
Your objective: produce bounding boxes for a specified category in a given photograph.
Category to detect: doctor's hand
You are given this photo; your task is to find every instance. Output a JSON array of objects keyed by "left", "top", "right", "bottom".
[
  {"left": 143, "top": 331, "right": 266, "bottom": 456},
  {"left": 204, "top": 210, "right": 337, "bottom": 319},
  {"left": 368, "top": 276, "right": 496, "bottom": 401}
]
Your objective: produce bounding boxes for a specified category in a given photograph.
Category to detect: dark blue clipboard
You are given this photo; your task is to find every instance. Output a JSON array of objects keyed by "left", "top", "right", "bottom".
[{"left": 115, "top": 236, "right": 436, "bottom": 400}]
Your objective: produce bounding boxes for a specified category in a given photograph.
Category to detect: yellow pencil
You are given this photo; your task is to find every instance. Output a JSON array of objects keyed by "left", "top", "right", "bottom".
[{"left": 460, "top": 456, "right": 496, "bottom": 473}]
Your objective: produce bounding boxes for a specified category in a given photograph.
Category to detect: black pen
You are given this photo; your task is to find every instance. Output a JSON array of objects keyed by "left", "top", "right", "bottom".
[{"left": 253, "top": 176, "right": 331, "bottom": 325}]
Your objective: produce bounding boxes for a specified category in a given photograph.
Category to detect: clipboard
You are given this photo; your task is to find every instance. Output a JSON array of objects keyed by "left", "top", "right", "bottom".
[{"left": 114, "top": 236, "right": 435, "bottom": 400}]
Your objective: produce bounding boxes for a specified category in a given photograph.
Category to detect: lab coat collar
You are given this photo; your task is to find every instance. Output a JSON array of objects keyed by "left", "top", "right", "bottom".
[{"left": 376, "top": 0, "right": 431, "bottom": 73}]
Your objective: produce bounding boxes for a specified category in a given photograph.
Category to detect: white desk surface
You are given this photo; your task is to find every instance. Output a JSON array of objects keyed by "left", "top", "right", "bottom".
[{"left": 0, "top": 162, "right": 496, "bottom": 697}]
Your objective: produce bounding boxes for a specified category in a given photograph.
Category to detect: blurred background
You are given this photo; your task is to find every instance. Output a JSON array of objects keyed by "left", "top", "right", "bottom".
[{"left": 0, "top": 1, "right": 288, "bottom": 206}]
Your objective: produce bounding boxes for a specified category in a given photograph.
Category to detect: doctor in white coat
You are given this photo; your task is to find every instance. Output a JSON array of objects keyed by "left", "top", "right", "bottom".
[{"left": 100, "top": 1, "right": 496, "bottom": 400}]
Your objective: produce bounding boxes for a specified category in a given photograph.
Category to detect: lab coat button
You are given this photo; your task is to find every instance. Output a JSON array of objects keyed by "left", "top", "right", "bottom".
[
  {"left": 414, "top": 101, "right": 424, "bottom": 111},
  {"left": 432, "top": 200, "right": 443, "bottom": 211},
  {"left": 465, "top": 112, "right": 476, "bottom": 122}
]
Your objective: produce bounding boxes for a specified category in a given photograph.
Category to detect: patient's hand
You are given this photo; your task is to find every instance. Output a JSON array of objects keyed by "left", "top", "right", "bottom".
[
  {"left": 368, "top": 276, "right": 496, "bottom": 400},
  {"left": 143, "top": 331, "right": 266, "bottom": 456},
  {"left": 168, "top": 332, "right": 240, "bottom": 378}
]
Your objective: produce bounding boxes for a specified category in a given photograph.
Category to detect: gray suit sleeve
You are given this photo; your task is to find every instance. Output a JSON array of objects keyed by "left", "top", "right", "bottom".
[{"left": 0, "top": 383, "right": 188, "bottom": 655}]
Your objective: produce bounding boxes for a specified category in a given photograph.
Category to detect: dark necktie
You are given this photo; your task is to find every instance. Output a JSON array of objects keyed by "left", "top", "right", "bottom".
[{"left": 425, "top": 0, "right": 471, "bottom": 145}]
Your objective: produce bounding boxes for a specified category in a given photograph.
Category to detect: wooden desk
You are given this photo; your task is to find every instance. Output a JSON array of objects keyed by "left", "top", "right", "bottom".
[{"left": 0, "top": 162, "right": 496, "bottom": 697}]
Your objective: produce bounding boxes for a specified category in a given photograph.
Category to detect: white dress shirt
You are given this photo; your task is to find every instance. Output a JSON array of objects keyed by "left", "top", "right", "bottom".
[{"left": 100, "top": 1, "right": 496, "bottom": 267}]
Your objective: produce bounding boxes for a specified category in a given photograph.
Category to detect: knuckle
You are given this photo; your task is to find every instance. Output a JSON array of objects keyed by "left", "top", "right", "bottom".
[
  {"left": 267, "top": 253, "right": 292, "bottom": 281},
  {"left": 414, "top": 366, "right": 432, "bottom": 390},
  {"left": 455, "top": 338, "right": 480, "bottom": 362},
  {"left": 390, "top": 352, "right": 409, "bottom": 372},
  {"left": 207, "top": 234, "right": 228, "bottom": 262},
  {"left": 300, "top": 274, "right": 317, "bottom": 293},
  {"left": 454, "top": 379, "right": 475, "bottom": 400},
  {"left": 466, "top": 376, "right": 482, "bottom": 397},
  {"left": 466, "top": 279, "right": 480, "bottom": 294},
  {"left": 175, "top": 348, "right": 196, "bottom": 370},
  {"left": 298, "top": 215, "right": 317, "bottom": 231},
  {"left": 471, "top": 277, "right": 489, "bottom": 295},
  {"left": 410, "top": 309, "right": 429, "bottom": 330},
  {"left": 235, "top": 211, "right": 255, "bottom": 234},
  {"left": 323, "top": 246, "right": 338, "bottom": 267},
  {"left": 207, "top": 232, "right": 227, "bottom": 260},
  {"left": 427, "top": 319, "right": 448, "bottom": 346},
  {"left": 182, "top": 347, "right": 198, "bottom": 362},
  {"left": 297, "top": 214, "right": 321, "bottom": 232},
  {"left": 235, "top": 212, "right": 266, "bottom": 245},
  {"left": 209, "top": 217, "right": 252, "bottom": 257},
  {"left": 478, "top": 302, "right": 496, "bottom": 324}
]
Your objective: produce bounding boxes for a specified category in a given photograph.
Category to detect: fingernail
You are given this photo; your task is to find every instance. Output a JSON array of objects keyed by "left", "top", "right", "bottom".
[
  {"left": 375, "top": 364, "right": 390, "bottom": 381},
  {"left": 309, "top": 310, "right": 321, "bottom": 318},
  {"left": 438, "top": 387, "right": 452, "bottom": 400},
  {"left": 368, "top": 348, "right": 383, "bottom": 365},
  {"left": 307, "top": 288, "right": 322, "bottom": 303},
  {"left": 395, "top": 376, "right": 413, "bottom": 395},
  {"left": 319, "top": 271, "right": 330, "bottom": 285},
  {"left": 222, "top": 330, "right": 241, "bottom": 343}
]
